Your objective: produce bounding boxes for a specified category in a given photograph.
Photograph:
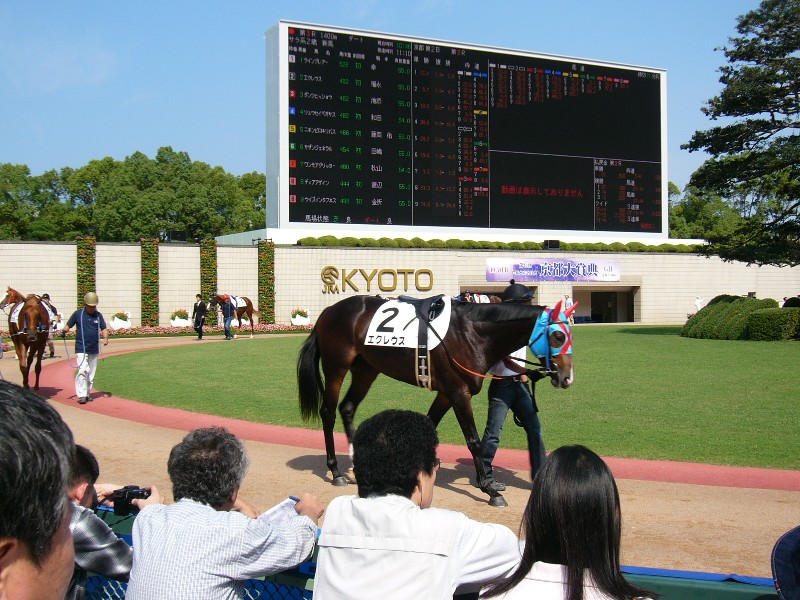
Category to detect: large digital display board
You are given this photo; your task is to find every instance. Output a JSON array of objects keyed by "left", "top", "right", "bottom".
[{"left": 266, "top": 22, "right": 667, "bottom": 237}]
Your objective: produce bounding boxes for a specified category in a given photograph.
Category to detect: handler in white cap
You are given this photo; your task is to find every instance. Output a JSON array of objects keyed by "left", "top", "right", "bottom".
[{"left": 61, "top": 292, "right": 109, "bottom": 405}]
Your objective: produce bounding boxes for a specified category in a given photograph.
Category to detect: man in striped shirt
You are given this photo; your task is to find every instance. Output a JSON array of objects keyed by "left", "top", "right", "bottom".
[{"left": 125, "top": 427, "right": 324, "bottom": 600}]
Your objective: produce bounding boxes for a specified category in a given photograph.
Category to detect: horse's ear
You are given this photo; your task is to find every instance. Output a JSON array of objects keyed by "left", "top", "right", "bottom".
[
  {"left": 564, "top": 301, "right": 578, "bottom": 317},
  {"left": 551, "top": 300, "right": 563, "bottom": 317}
]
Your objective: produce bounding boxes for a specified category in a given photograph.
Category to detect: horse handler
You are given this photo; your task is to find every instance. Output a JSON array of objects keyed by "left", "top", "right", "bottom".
[
  {"left": 479, "top": 280, "right": 547, "bottom": 492},
  {"left": 61, "top": 291, "right": 109, "bottom": 404},
  {"left": 192, "top": 293, "right": 207, "bottom": 340}
]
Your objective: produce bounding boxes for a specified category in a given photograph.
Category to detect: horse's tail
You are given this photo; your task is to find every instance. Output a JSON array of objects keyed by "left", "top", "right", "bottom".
[
  {"left": 297, "top": 328, "right": 323, "bottom": 422},
  {"left": 252, "top": 309, "right": 261, "bottom": 317}
]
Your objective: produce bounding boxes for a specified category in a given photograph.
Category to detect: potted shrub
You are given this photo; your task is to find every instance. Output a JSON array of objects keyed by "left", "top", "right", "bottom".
[
  {"left": 170, "top": 308, "right": 192, "bottom": 327},
  {"left": 110, "top": 311, "right": 132, "bottom": 331},
  {"left": 291, "top": 308, "right": 310, "bottom": 326}
]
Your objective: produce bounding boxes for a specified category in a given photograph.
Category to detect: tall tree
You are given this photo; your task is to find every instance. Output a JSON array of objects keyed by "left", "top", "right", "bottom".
[
  {"left": 683, "top": 0, "right": 800, "bottom": 267},
  {"left": 669, "top": 185, "right": 744, "bottom": 240}
]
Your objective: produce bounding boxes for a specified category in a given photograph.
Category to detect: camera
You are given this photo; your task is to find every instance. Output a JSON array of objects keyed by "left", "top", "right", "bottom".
[{"left": 111, "top": 485, "right": 151, "bottom": 515}]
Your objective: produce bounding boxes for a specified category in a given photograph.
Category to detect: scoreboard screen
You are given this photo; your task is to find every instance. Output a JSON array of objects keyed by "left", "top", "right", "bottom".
[{"left": 266, "top": 22, "right": 667, "bottom": 236}]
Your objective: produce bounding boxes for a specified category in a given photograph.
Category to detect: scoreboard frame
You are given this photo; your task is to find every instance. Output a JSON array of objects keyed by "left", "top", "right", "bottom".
[{"left": 265, "top": 21, "right": 668, "bottom": 242}]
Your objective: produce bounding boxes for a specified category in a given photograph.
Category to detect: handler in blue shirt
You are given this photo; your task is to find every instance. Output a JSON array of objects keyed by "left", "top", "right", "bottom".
[
  {"left": 221, "top": 296, "right": 235, "bottom": 340},
  {"left": 61, "top": 291, "right": 109, "bottom": 405}
]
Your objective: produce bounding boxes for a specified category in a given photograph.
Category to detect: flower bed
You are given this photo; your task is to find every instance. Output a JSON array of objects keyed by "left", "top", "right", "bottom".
[{"left": 0, "top": 322, "right": 312, "bottom": 339}]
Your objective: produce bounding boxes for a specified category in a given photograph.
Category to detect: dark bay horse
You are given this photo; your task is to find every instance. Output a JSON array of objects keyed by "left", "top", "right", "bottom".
[
  {"left": 298, "top": 295, "right": 576, "bottom": 506},
  {"left": 4, "top": 292, "right": 50, "bottom": 389},
  {"left": 208, "top": 293, "right": 260, "bottom": 338}
]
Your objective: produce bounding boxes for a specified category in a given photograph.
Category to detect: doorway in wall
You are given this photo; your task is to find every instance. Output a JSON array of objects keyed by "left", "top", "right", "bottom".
[{"left": 585, "top": 290, "right": 636, "bottom": 323}]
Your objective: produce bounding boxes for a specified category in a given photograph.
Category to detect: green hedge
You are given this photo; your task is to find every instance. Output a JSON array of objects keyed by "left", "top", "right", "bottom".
[
  {"left": 748, "top": 307, "right": 800, "bottom": 341},
  {"left": 681, "top": 295, "right": 781, "bottom": 340},
  {"left": 295, "top": 236, "right": 701, "bottom": 253}
]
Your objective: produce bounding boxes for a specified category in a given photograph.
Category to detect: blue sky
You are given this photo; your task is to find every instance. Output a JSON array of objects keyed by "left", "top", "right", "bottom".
[{"left": 0, "top": 0, "right": 757, "bottom": 190}]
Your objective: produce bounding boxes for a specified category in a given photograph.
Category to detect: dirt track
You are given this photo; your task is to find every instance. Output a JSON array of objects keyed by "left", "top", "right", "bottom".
[{"left": 1, "top": 335, "right": 797, "bottom": 579}]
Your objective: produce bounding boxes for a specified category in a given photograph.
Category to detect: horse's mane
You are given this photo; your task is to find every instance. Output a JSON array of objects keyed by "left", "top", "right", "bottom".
[{"left": 456, "top": 301, "right": 543, "bottom": 323}]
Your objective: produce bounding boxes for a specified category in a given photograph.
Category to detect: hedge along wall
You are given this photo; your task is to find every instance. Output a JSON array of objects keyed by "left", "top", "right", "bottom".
[
  {"left": 76, "top": 235, "right": 96, "bottom": 305},
  {"left": 140, "top": 239, "right": 159, "bottom": 326},
  {"left": 200, "top": 238, "right": 217, "bottom": 303},
  {"left": 258, "top": 240, "right": 275, "bottom": 324}
]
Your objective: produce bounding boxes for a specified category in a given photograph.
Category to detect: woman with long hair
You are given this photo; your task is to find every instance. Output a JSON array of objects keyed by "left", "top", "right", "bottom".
[{"left": 482, "top": 444, "right": 655, "bottom": 600}]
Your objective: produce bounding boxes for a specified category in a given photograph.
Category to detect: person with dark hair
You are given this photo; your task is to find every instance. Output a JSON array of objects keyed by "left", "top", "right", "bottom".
[
  {"left": 0, "top": 380, "right": 76, "bottom": 600},
  {"left": 482, "top": 445, "right": 655, "bottom": 600},
  {"left": 191, "top": 293, "right": 207, "bottom": 340},
  {"left": 125, "top": 426, "right": 324, "bottom": 599},
  {"left": 41, "top": 293, "right": 58, "bottom": 358},
  {"left": 66, "top": 445, "right": 161, "bottom": 600},
  {"left": 478, "top": 279, "right": 546, "bottom": 492},
  {"left": 313, "top": 409, "right": 521, "bottom": 599}
]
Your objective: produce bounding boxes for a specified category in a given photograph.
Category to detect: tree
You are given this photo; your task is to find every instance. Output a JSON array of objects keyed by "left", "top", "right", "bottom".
[
  {"left": 669, "top": 185, "right": 744, "bottom": 240},
  {"left": 682, "top": 0, "right": 800, "bottom": 267}
]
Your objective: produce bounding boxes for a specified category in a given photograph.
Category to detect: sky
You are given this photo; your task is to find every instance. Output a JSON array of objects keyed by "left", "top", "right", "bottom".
[{"left": 0, "top": 0, "right": 758, "bottom": 190}]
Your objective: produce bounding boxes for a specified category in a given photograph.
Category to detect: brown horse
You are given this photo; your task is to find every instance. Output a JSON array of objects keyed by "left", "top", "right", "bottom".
[
  {"left": 0, "top": 286, "right": 25, "bottom": 310},
  {"left": 4, "top": 292, "right": 50, "bottom": 389},
  {"left": 298, "top": 295, "right": 576, "bottom": 506},
  {"left": 208, "top": 293, "right": 260, "bottom": 338}
]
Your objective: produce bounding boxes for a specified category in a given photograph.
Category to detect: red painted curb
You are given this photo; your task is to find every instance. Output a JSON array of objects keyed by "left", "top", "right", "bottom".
[{"left": 41, "top": 353, "right": 800, "bottom": 492}]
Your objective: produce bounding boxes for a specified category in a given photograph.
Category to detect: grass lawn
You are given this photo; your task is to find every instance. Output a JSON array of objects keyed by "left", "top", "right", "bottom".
[{"left": 94, "top": 326, "right": 800, "bottom": 470}]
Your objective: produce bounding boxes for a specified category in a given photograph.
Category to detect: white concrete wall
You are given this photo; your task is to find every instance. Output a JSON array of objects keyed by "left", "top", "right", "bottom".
[
  {"left": 274, "top": 247, "right": 799, "bottom": 325},
  {"left": 217, "top": 245, "right": 258, "bottom": 303},
  {"left": 0, "top": 242, "right": 77, "bottom": 320},
  {"left": 158, "top": 245, "right": 200, "bottom": 325},
  {"left": 2, "top": 241, "right": 798, "bottom": 327},
  {"left": 97, "top": 243, "right": 141, "bottom": 325}
]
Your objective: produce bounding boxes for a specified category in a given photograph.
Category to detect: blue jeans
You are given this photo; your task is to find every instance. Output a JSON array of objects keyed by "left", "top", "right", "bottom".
[
  {"left": 481, "top": 378, "right": 546, "bottom": 482},
  {"left": 223, "top": 316, "right": 233, "bottom": 338}
]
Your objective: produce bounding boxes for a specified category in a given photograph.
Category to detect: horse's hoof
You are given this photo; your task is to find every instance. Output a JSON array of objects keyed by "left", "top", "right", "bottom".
[
  {"left": 488, "top": 494, "right": 508, "bottom": 508},
  {"left": 249, "top": 334, "right": 253, "bottom": 339},
  {"left": 332, "top": 476, "right": 349, "bottom": 487},
  {"left": 345, "top": 467, "right": 357, "bottom": 483}
]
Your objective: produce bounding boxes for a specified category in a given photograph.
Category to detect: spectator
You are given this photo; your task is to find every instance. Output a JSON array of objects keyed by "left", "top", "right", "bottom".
[
  {"left": 41, "top": 293, "right": 58, "bottom": 358},
  {"left": 313, "top": 409, "right": 521, "bottom": 599},
  {"left": 191, "top": 294, "right": 207, "bottom": 341},
  {"left": 125, "top": 427, "right": 323, "bottom": 600},
  {"left": 61, "top": 291, "right": 109, "bottom": 405},
  {"left": 482, "top": 445, "right": 655, "bottom": 600},
  {"left": 0, "top": 380, "right": 76, "bottom": 600},
  {"left": 564, "top": 294, "right": 574, "bottom": 325},
  {"left": 66, "top": 445, "right": 162, "bottom": 600},
  {"left": 479, "top": 280, "right": 545, "bottom": 492}
]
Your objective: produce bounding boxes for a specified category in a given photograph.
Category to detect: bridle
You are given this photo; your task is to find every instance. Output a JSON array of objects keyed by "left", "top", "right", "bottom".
[
  {"left": 528, "top": 299, "right": 576, "bottom": 372},
  {"left": 435, "top": 301, "right": 576, "bottom": 381}
]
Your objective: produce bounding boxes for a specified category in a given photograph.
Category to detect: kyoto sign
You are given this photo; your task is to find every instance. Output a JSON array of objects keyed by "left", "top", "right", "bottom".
[{"left": 486, "top": 257, "right": 621, "bottom": 282}]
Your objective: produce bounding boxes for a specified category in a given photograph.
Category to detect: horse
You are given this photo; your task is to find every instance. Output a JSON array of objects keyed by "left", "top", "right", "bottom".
[
  {"left": 208, "top": 293, "right": 260, "bottom": 338},
  {"left": 0, "top": 286, "right": 25, "bottom": 310},
  {"left": 5, "top": 292, "right": 50, "bottom": 390},
  {"left": 297, "top": 295, "right": 576, "bottom": 506}
]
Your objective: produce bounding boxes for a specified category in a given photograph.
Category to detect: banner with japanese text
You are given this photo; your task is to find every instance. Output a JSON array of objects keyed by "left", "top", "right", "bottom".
[{"left": 486, "top": 257, "right": 621, "bottom": 282}]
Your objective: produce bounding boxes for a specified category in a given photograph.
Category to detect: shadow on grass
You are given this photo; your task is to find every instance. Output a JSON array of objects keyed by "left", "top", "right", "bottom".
[{"left": 616, "top": 327, "right": 682, "bottom": 336}]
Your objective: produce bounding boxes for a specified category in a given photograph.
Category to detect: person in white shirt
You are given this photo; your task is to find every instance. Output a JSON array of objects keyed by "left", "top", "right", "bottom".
[
  {"left": 481, "top": 445, "right": 654, "bottom": 600},
  {"left": 125, "top": 427, "right": 324, "bottom": 600},
  {"left": 314, "top": 409, "right": 521, "bottom": 599}
]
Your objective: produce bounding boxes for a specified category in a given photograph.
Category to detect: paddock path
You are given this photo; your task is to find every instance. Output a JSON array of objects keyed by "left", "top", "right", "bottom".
[{"left": 1, "top": 335, "right": 797, "bottom": 579}]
